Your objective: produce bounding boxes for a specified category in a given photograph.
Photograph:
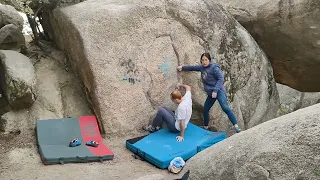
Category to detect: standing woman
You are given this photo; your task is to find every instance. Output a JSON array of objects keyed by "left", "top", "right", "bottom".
[{"left": 177, "top": 53, "right": 241, "bottom": 133}]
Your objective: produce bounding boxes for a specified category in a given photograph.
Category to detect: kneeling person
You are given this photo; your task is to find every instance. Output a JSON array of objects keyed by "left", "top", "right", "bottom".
[{"left": 143, "top": 84, "right": 192, "bottom": 142}]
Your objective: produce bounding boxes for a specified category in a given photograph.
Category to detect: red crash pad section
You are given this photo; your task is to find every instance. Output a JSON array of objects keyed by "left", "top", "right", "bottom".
[{"left": 79, "top": 116, "right": 114, "bottom": 156}]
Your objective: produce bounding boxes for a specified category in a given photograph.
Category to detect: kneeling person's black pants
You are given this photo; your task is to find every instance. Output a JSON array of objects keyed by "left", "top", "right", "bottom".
[{"left": 152, "top": 107, "right": 179, "bottom": 133}]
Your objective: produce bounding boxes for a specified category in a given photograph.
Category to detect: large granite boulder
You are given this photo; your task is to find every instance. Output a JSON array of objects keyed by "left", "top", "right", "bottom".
[
  {"left": 42, "top": 0, "right": 279, "bottom": 135},
  {"left": 185, "top": 103, "right": 320, "bottom": 180},
  {"left": 210, "top": 0, "right": 320, "bottom": 92},
  {"left": 0, "top": 4, "right": 23, "bottom": 30},
  {"left": 0, "top": 50, "right": 37, "bottom": 109}
]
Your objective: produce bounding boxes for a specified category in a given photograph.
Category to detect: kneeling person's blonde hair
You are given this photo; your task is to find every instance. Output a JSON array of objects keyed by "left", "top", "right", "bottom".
[{"left": 171, "top": 90, "right": 182, "bottom": 100}]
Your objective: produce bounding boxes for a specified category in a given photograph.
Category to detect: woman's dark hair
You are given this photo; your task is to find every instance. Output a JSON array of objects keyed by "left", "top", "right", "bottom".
[{"left": 200, "top": 53, "right": 212, "bottom": 62}]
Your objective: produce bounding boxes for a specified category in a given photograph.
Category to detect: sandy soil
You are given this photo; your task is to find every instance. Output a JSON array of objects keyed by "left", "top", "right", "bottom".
[{"left": 0, "top": 134, "right": 180, "bottom": 180}]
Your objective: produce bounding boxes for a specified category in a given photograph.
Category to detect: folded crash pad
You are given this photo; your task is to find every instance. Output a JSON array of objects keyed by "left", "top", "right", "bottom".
[
  {"left": 36, "top": 116, "right": 114, "bottom": 165},
  {"left": 126, "top": 123, "right": 226, "bottom": 168}
]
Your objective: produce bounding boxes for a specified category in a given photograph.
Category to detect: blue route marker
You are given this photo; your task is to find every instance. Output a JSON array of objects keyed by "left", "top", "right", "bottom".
[{"left": 158, "top": 58, "right": 169, "bottom": 77}]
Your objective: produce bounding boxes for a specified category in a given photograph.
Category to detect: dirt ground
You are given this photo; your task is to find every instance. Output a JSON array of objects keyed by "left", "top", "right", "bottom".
[
  {"left": 0, "top": 42, "right": 181, "bottom": 180},
  {"left": 0, "top": 132, "right": 181, "bottom": 180}
]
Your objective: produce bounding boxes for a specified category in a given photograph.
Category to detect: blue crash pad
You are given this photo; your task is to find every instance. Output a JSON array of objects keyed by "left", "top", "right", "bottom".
[{"left": 126, "top": 123, "right": 226, "bottom": 168}]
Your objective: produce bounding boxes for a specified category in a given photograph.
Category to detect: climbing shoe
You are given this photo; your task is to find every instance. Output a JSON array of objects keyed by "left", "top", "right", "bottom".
[
  {"left": 86, "top": 141, "right": 99, "bottom": 147},
  {"left": 142, "top": 125, "right": 156, "bottom": 133},
  {"left": 69, "top": 138, "right": 81, "bottom": 147}
]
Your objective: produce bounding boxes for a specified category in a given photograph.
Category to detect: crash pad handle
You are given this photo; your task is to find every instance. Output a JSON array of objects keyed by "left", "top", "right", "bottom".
[
  {"left": 76, "top": 156, "right": 89, "bottom": 162},
  {"left": 99, "top": 156, "right": 104, "bottom": 162},
  {"left": 59, "top": 158, "right": 64, "bottom": 165},
  {"left": 136, "top": 149, "right": 146, "bottom": 158},
  {"left": 197, "top": 146, "right": 201, "bottom": 152}
]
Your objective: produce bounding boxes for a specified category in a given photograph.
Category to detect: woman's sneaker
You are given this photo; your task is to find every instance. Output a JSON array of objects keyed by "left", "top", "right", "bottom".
[{"left": 235, "top": 126, "right": 241, "bottom": 133}]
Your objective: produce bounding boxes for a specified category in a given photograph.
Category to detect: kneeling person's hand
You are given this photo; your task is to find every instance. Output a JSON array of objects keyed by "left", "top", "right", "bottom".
[{"left": 176, "top": 136, "right": 184, "bottom": 142}]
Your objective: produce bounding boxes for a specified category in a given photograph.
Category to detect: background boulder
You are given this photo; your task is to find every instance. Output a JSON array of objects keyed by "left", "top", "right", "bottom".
[
  {"left": 210, "top": 0, "right": 320, "bottom": 92},
  {"left": 0, "top": 24, "right": 25, "bottom": 51},
  {"left": 277, "top": 83, "right": 320, "bottom": 116},
  {"left": 0, "top": 4, "right": 23, "bottom": 30},
  {"left": 0, "top": 50, "right": 36, "bottom": 109},
  {"left": 0, "top": 4, "right": 25, "bottom": 51},
  {"left": 0, "top": 45, "right": 92, "bottom": 136}
]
